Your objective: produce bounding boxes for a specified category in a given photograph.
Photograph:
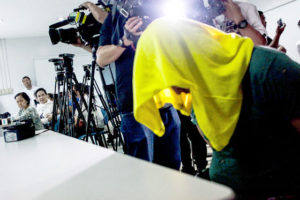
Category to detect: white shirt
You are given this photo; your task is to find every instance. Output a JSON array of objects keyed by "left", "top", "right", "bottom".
[
  {"left": 296, "top": 40, "right": 300, "bottom": 57},
  {"left": 22, "top": 86, "right": 39, "bottom": 106},
  {"left": 214, "top": 1, "right": 267, "bottom": 35},
  {"left": 36, "top": 99, "right": 53, "bottom": 124}
]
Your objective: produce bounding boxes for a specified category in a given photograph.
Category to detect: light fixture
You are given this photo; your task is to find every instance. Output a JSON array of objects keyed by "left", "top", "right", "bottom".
[{"left": 163, "top": 0, "right": 187, "bottom": 18}]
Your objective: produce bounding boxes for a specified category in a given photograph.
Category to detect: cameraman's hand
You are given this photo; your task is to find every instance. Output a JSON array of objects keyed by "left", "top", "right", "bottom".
[
  {"left": 80, "top": 1, "right": 92, "bottom": 10},
  {"left": 223, "top": 0, "right": 244, "bottom": 24},
  {"left": 276, "top": 23, "right": 286, "bottom": 36},
  {"left": 124, "top": 17, "right": 144, "bottom": 37},
  {"left": 71, "top": 37, "right": 84, "bottom": 48}
]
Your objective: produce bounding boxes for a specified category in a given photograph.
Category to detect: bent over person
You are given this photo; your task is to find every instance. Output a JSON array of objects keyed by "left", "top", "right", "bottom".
[{"left": 133, "top": 18, "right": 300, "bottom": 199}]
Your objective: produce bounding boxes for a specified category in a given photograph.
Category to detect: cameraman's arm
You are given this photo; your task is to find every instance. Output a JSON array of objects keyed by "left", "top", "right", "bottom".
[
  {"left": 269, "top": 24, "right": 286, "bottom": 49},
  {"left": 224, "top": 0, "right": 266, "bottom": 45},
  {"left": 96, "top": 13, "right": 133, "bottom": 67},
  {"left": 96, "top": 45, "right": 126, "bottom": 67},
  {"left": 80, "top": 1, "right": 108, "bottom": 23}
]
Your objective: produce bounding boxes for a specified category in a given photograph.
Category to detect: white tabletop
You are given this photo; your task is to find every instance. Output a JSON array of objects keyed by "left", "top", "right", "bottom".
[{"left": 0, "top": 131, "right": 234, "bottom": 200}]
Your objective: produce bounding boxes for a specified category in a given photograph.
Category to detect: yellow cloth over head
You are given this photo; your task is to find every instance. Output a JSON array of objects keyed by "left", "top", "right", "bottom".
[{"left": 133, "top": 18, "right": 254, "bottom": 151}]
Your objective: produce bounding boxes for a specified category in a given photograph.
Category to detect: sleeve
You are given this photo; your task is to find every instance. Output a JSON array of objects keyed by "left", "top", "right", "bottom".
[
  {"left": 99, "top": 12, "right": 113, "bottom": 47},
  {"left": 240, "top": 2, "right": 267, "bottom": 35}
]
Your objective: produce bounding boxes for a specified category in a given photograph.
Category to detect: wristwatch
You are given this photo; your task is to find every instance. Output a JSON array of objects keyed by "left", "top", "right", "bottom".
[
  {"left": 118, "top": 38, "right": 129, "bottom": 49},
  {"left": 237, "top": 19, "right": 248, "bottom": 29}
]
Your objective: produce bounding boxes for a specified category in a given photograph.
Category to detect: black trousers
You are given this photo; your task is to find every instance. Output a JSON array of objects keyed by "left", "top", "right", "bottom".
[{"left": 178, "top": 111, "right": 207, "bottom": 171}]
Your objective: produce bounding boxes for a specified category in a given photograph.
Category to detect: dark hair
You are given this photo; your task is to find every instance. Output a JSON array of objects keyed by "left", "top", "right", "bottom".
[
  {"left": 22, "top": 76, "right": 31, "bottom": 80},
  {"left": 48, "top": 93, "right": 54, "bottom": 100},
  {"left": 34, "top": 88, "right": 47, "bottom": 97},
  {"left": 298, "top": 20, "right": 300, "bottom": 27},
  {"left": 258, "top": 10, "right": 263, "bottom": 16},
  {"left": 15, "top": 92, "right": 31, "bottom": 106}
]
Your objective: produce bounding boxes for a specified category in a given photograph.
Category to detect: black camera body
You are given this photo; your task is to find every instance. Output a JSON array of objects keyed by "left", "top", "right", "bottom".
[
  {"left": 2, "top": 120, "right": 35, "bottom": 143},
  {"left": 49, "top": 11, "right": 102, "bottom": 46},
  {"left": 49, "top": 58, "right": 64, "bottom": 72}
]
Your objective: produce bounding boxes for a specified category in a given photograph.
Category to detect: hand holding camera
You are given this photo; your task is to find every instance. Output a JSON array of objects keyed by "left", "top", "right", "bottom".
[
  {"left": 276, "top": 18, "right": 286, "bottom": 35},
  {"left": 123, "top": 16, "right": 144, "bottom": 45}
]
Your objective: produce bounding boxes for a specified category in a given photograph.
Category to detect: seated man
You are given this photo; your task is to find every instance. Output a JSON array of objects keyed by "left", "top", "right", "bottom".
[
  {"left": 21, "top": 76, "right": 39, "bottom": 106},
  {"left": 133, "top": 18, "right": 300, "bottom": 198},
  {"left": 35, "top": 88, "right": 53, "bottom": 126}
]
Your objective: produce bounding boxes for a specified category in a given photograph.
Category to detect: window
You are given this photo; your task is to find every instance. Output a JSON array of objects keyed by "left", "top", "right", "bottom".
[{"left": 0, "top": 39, "right": 13, "bottom": 95}]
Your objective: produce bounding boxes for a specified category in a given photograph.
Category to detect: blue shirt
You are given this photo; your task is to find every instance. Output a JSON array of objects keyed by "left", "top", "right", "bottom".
[{"left": 99, "top": 12, "right": 135, "bottom": 113}]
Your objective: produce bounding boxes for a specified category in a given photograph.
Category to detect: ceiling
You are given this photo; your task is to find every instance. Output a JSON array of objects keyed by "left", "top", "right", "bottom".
[
  {"left": 0, "top": 0, "right": 85, "bottom": 39},
  {"left": 0, "top": 0, "right": 296, "bottom": 39}
]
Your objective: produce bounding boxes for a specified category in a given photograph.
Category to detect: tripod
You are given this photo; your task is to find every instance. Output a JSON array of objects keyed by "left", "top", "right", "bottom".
[
  {"left": 49, "top": 54, "right": 106, "bottom": 147},
  {"left": 84, "top": 46, "right": 124, "bottom": 151}
]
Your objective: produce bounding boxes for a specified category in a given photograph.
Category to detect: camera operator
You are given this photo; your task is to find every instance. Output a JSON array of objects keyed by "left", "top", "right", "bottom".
[
  {"left": 96, "top": 9, "right": 181, "bottom": 170},
  {"left": 35, "top": 88, "right": 53, "bottom": 127},
  {"left": 258, "top": 11, "right": 287, "bottom": 53},
  {"left": 14, "top": 92, "right": 44, "bottom": 130},
  {"left": 212, "top": 0, "right": 267, "bottom": 45}
]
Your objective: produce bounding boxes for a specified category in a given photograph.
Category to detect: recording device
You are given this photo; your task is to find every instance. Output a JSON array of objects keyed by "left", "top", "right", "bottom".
[
  {"left": 49, "top": 58, "right": 64, "bottom": 72},
  {"left": 49, "top": 8, "right": 102, "bottom": 46},
  {"left": 83, "top": 64, "right": 92, "bottom": 72},
  {"left": 0, "top": 112, "right": 11, "bottom": 125},
  {"left": 1, "top": 119, "right": 35, "bottom": 143},
  {"left": 277, "top": 18, "right": 284, "bottom": 27}
]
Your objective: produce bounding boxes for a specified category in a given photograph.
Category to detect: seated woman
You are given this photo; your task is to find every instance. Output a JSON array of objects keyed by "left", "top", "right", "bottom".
[
  {"left": 132, "top": 18, "right": 300, "bottom": 198},
  {"left": 15, "top": 92, "right": 44, "bottom": 130}
]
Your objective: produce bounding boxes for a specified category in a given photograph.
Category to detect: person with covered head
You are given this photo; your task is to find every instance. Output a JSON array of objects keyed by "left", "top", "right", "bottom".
[{"left": 133, "top": 18, "right": 300, "bottom": 198}]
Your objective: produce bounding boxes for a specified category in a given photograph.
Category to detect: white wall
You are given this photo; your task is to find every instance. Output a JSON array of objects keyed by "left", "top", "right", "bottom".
[
  {"left": 0, "top": 36, "right": 114, "bottom": 115},
  {"left": 263, "top": 0, "right": 300, "bottom": 63}
]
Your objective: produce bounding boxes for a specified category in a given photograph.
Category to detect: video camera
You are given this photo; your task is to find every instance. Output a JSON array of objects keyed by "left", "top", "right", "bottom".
[
  {"left": 49, "top": 58, "right": 64, "bottom": 72},
  {"left": 49, "top": 7, "right": 102, "bottom": 46}
]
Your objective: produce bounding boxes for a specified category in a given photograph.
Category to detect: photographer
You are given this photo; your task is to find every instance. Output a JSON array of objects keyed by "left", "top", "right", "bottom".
[
  {"left": 96, "top": 10, "right": 181, "bottom": 170},
  {"left": 212, "top": 0, "right": 267, "bottom": 45},
  {"left": 14, "top": 92, "right": 44, "bottom": 130},
  {"left": 258, "top": 11, "right": 287, "bottom": 53}
]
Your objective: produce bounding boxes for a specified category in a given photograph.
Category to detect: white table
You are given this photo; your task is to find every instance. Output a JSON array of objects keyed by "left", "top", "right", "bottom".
[{"left": 0, "top": 131, "right": 234, "bottom": 200}]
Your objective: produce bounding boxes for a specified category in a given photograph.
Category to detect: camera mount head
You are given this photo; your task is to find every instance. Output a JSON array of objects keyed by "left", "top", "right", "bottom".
[
  {"left": 49, "top": 58, "right": 64, "bottom": 72},
  {"left": 59, "top": 53, "right": 74, "bottom": 73}
]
